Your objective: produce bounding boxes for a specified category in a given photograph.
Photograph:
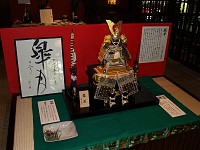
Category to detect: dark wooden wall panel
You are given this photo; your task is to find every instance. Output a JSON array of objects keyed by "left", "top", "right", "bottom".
[{"left": 0, "top": 0, "right": 12, "bottom": 27}]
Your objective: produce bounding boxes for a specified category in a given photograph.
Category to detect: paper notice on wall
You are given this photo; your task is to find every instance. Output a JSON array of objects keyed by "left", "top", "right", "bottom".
[
  {"left": 18, "top": 0, "right": 30, "bottom": 4},
  {"left": 139, "top": 26, "right": 169, "bottom": 63},
  {"left": 157, "top": 95, "right": 186, "bottom": 118},
  {"left": 38, "top": 99, "right": 60, "bottom": 125}
]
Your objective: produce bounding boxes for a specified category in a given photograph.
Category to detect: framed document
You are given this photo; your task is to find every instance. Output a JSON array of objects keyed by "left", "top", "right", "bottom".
[
  {"left": 15, "top": 37, "right": 65, "bottom": 97},
  {"left": 139, "top": 26, "right": 169, "bottom": 63},
  {"left": 40, "top": 9, "right": 53, "bottom": 24}
]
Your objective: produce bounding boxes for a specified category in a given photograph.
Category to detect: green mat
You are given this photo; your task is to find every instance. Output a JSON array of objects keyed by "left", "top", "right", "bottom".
[{"left": 32, "top": 77, "right": 200, "bottom": 150}]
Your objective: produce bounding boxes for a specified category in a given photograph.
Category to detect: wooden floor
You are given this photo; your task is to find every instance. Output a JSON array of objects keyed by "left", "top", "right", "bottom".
[
  {"left": 165, "top": 58, "right": 200, "bottom": 101},
  {"left": 0, "top": 48, "right": 200, "bottom": 150}
]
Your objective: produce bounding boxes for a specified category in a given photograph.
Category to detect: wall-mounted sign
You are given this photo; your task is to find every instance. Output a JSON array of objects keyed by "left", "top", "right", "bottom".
[
  {"left": 15, "top": 37, "right": 65, "bottom": 97},
  {"left": 139, "top": 26, "right": 169, "bottom": 63}
]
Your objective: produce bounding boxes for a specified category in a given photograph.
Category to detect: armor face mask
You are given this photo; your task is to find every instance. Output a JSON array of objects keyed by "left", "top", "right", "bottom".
[{"left": 111, "top": 38, "right": 120, "bottom": 46}]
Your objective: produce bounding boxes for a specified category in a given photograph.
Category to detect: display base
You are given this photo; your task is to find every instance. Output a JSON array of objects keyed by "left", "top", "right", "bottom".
[{"left": 64, "top": 83, "right": 159, "bottom": 120}]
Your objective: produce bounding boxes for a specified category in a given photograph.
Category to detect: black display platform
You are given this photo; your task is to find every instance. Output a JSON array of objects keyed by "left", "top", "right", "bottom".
[
  {"left": 63, "top": 64, "right": 160, "bottom": 119},
  {"left": 64, "top": 83, "right": 159, "bottom": 120}
]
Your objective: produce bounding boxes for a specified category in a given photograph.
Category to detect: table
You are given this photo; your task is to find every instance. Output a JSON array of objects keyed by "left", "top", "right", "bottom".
[{"left": 8, "top": 77, "right": 200, "bottom": 150}]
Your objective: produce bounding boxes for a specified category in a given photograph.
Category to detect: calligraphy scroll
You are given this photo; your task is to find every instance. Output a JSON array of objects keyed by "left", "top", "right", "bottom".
[{"left": 15, "top": 37, "right": 65, "bottom": 97}]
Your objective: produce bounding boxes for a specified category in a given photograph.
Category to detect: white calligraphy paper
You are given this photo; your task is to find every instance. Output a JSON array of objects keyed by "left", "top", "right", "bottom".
[
  {"left": 139, "top": 26, "right": 169, "bottom": 63},
  {"left": 15, "top": 37, "right": 65, "bottom": 97},
  {"left": 157, "top": 95, "right": 186, "bottom": 118},
  {"left": 38, "top": 99, "right": 60, "bottom": 125}
]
